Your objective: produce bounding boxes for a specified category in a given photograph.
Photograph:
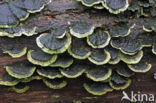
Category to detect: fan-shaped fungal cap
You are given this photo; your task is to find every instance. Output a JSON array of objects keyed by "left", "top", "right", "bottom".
[
  {"left": 36, "top": 31, "right": 71, "bottom": 54},
  {"left": 109, "top": 72, "right": 131, "bottom": 90},
  {"left": 111, "top": 36, "right": 142, "bottom": 55},
  {"left": 5, "top": 61, "right": 36, "bottom": 79},
  {"left": 77, "top": 0, "right": 101, "bottom": 7},
  {"left": 0, "top": 72, "right": 19, "bottom": 86},
  {"left": 87, "top": 28, "right": 111, "bottom": 48},
  {"left": 11, "top": 83, "right": 29, "bottom": 93},
  {"left": 83, "top": 81, "right": 113, "bottom": 95},
  {"left": 109, "top": 23, "right": 135, "bottom": 37},
  {"left": 103, "top": 0, "right": 129, "bottom": 14},
  {"left": 21, "top": 73, "right": 42, "bottom": 83},
  {"left": 2, "top": 45, "right": 27, "bottom": 58},
  {"left": 23, "top": 0, "right": 51, "bottom": 13},
  {"left": 50, "top": 24, "right": 67, "bottom": 39},
  {"left": 85, "top": 66, "right": 112, "bottom": 82},
  {"left": 137, "top": 33, "right": 153, "bottom": 47},
  {"left": 0, "top": 25, "right": 37, "bottom": 38},
  {"left": 93, "top": 3, "right": 105, "bottom": 9},
  {"left": 68, "top": 38, "right": 91, "bottom": 59},
  {"left": 116, "top": 65, "right": 134, "bottom": 77},
  {"left": 152, "top": 44, "right": 156, "bottom": 55},
  {"left": 120, "top": 50, "right": 143, "bottom": 64},
  {"left": 143, "top": 19, "right": 156, "bottom": 32},
  {"left": 109, "top": 79, "right": 131, "bottom": 90},
  {"left": 43, "top": 78, "right": 67, "bottom": 89},
  {"left": 50, "top": 54, "right": 73, "bottom": 68},
  {"left": 0, "top": 0, "right": 51, "bottom": 28},
  {"left": 37, "top": 68, "right": 63, "bottom": 79},
  {"left": 60, "top": 63, "right": 86, "bottom": 78},
  {"left": 27, "top": 49, "right": 57, "bottom": 66},
  {"left": 88, "top": 49, "right": 111, "bottom": 65},
  {"left": 111, "top": 72, "right": 128, "bottom": 84},
  {"left": 69, "top": 20, "right": 95, "bottom": 38},
  {"left": 106, "top": 46, "right": 120, "bottom": 64},
  {"left": 0, "top": 26, "right": 37, "bottom": 38},
  {"left": 128, "top": 60, "right": 152, "bottom": 73}
]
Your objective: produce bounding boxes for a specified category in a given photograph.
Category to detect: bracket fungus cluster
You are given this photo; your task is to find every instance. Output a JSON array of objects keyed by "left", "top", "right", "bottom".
[
  {"left": 77, "top": 0, "right": 156, "bottom": 16},
  {"left": 0, "top": 0, "right": 155, "bottom": 97},
  {"left": 0, "top": 0, "right": 51, "bottom": 28},
  {"left": 76, "top": 0, "right": 129, "bottom": 14},
  {"left": 0, "top": 18, "right": 155, "bottom": 96}
]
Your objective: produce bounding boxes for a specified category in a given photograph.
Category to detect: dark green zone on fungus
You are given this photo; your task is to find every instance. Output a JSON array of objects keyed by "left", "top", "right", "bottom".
[
  {"left": 0, "top": 72, "right": 19, "bottom": 86},
  {"left": 27, "top": 49, "right": 58, "bottom": 66},
  {"left": 42, "top": 78, "right": 67, "bottom": 89},
  {"left": 1, "top": 44, "right": 27, "bottom": 58},
  {"left": 37, "top": 67, "right": 63, "bottom": 79},
  {"left": 11, "top": 83, "right": 30, "bottom": 93},
  {"left": 69, "top": 20, "right": 95, "bottom": 38},
  {"left": 0, "top": 25, "right": 37, "bottom": 38},
  {"left": 87, "top": 28, "right": 111, "bottom": 48},
  {"left": 36, "top": 29, "right": 71, "bottom": 54},
  {"left": 5, "top": 61, "right": 36, "bottom": 79},
  {"left": 109, "top": 72, "right": 131, "bottom": 90},
  {"left": 49, "top": 54, "right": 74, "bottom": 68},
  {"left": 128, "top": 0, "right": 156, "bottom": 17},
  {"left": 68, "top": 38, "right": 91, "bottom": 59},
  {"left": 76, "top": 0, "right": 129, "bottom": 14},
  {"left": 0, "top": 0, "right": 51, "bottom": 28}
]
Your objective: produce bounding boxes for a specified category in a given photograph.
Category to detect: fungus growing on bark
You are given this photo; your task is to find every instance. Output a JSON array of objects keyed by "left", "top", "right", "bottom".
[
  {"left": 48, "top": 24, "right": 67, "bottom": 39},
  {"left": 42, "top": 78, "right": 67, "bottom": 89},
  {"left": 60, "top": 63, "right": 86, "bottom": 78},
  {"left": 1, "top": 44, "right": 27, "bottom": 58},
  {"left": 0, "top": 0, "right": 51, "bottom": 28},
  {"left": 0, "top": 26, "right": 37, "bottom": 38},
  {"left": 88, "top": 49, "right": 111, "bottom": 65},
  {"left": 68, "top": 38, "right": 91, "bottom": 59},
  {"left": 77, "top": 0, "right": 130, "bottom": 14},
  {"left": 143, "top": 19, "right": 156, "bottom": 32},
  {"left": 83, "top": 80, "right": 113, "bottom": 95},
  {"left": 87, "top": 28, "right": 111, "bottom": 48},
  {"left": 11, "top": 83, "right": 29, "bottom": 93},
  {"left": 111, "top": 36, "right": 142, "bottom": 55},
  {"left": 27, "top": 49, "right": 57, "bottom": 66},
  {"left": 103, "top": 0, "right": 129, "bottom": 14},
  {"left": 36, "top": 29, "right": 71, "bottom": 54},
  {"left": 116, "top": 64, "right": 134, "bottom": 77},
  {"left": 37, "top": 68, "right": 63, "bottom": 79},
  {"left": 120, "top": 50, "right": 143, "bottom": 64},
  {"left": 152, "top": 44, "right": 156, "bottom": 55},
  {"left": 5, "top": 61, "right": 36, "bottom": 79},
  {"left": 69, "top": 20, "right": 95, "bottom": 38},
  {"left": 128, "top": 60, "right": 152, "bottom": 73},
  {"left": 21, "top": 73, "right": 42, "bottom": 83},
  {"left": 85, "top": 66, "right": 112, "bottom": 82},
  {"left": 137, "top": 33, "right": 153, "bottom": 47},
  {"left": 109, "top": 23, "right": 135, "bottom": 37},
  {"left": 76, "top": 0, "right": 101, "bottom": 7},
  {"left": 109, "top": 72, "right": 131, "bottom": 90},
  {"left": 50, "top": 54, "right": 73, "bottom": 68},
  {"left": 105, "top": 46, "right": 120, "bottom": 64},
  {"left": 0, "top": 72, "right": 19, "bottom": 86}
]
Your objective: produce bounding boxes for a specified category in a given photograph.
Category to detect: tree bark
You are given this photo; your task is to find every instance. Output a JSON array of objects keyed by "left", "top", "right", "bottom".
[{"left": 0, "top": 0, "right": 156, "bottom": 103}]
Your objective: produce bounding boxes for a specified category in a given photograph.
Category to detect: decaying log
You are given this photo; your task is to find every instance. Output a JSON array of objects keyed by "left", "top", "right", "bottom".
[{"left": 0, "top": 0, "right": 156, "bottom": 103}]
